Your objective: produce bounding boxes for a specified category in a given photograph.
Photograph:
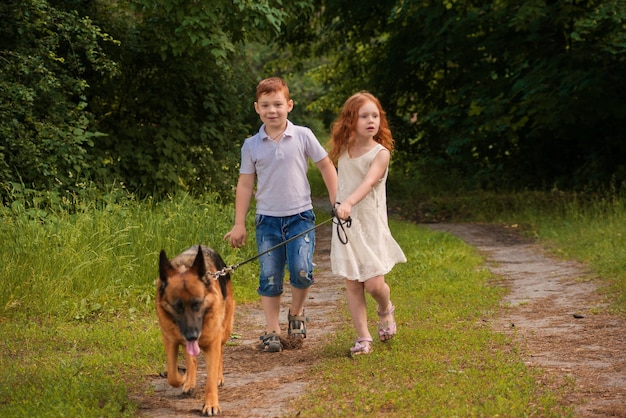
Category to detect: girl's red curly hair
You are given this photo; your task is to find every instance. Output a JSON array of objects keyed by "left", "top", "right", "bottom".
[{"left": 328, "top": 91, "right": 394, "bottom": 164}]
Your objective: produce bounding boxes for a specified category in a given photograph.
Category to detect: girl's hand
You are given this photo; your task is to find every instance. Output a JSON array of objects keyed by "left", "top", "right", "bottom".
[{"left": 334, "top": 202, "right": 352, "bottom": 220}]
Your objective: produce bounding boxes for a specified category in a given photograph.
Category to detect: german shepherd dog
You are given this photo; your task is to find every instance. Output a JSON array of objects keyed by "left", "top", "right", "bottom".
[{"left": 156, "top": 245, "right": 235, "bottom": 416}]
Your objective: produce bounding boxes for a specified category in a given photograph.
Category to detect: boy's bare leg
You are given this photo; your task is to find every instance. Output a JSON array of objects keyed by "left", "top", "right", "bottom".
[
  {"left": 261, "top": 295, "right": 281, "bottom": 333},
  {"left": 289, "top": 287, "right": 309, "bottom": 317},
  {"left": 286, "top": 287, "right": 310, "bottom": 340}
]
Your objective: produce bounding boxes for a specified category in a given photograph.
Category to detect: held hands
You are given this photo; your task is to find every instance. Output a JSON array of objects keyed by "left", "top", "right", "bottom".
[
  {"left": 332, "top": 202, "right": 352, "bottom": 245},
  {"left": 223, "top": 225, "right": 247, "bottom": 248},
  {"left": 333, "top": 202, "right": 353, "bottom": 221}
]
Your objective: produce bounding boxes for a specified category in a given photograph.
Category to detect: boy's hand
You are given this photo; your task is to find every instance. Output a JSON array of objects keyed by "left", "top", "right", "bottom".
[
  {"left": 223, "top": 225, "right": 247, "bottom": 248},
  {"left": 334, "top": 202, "right": 353, "bottom": 220}
]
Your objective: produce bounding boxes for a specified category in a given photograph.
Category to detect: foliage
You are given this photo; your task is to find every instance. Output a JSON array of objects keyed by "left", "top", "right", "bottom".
[
  {"left": 5, "top": 0, "right": 625, "bottom": 198},
  {"left": 79, "top": 0, "right": 323, "bottom": 197},
  {"left": 302, "top": 0, "right": 626, "bottom": 191},
  {"left": 64, "top": 0, "right": 281, "bottom": 197},
  {"left": 0, "top": 0, "right": 318, "bottom": 200},
  {"left": 0, "top": 0, "right": 119, "bottom": 196}
]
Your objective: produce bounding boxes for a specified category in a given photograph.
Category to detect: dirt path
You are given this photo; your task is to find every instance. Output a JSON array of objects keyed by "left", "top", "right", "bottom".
[
  {"left": 427, "top": 223, "right": 626, "bottom": 418},
  {"left": 138, "top": 222, "right": 626, "bottom": 417}
]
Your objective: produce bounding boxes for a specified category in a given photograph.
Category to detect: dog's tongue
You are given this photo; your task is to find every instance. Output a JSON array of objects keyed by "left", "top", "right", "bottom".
[{"left": 186, "top": 340, "right": 200, "bottom": 357}]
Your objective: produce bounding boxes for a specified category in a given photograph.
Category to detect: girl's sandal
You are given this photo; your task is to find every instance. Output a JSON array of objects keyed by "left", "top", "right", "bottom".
[
  {"left": 377, "top": 302, "right": 397, "bottom": 342},
  {"left": 350, "top": 337, "right": 374, "bottom": 356}
]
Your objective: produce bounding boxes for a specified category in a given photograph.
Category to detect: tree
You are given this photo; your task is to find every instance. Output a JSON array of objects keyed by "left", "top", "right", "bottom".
[
  {"left": 1, "top": 0, "right": 317, "bottom": 199},
  {"left": 83, "top": 0, "right": 312, "bottom": 196},
  {"left": 303, "top": 0, "right": 626, "bottom": 191},
  {"left": 0, "top": 0, "right": 118, "bottom": 196}
]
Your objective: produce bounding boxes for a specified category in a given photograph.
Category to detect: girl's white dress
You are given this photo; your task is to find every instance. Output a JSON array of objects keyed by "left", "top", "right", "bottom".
[{"left": 331, "top": 144, "right": 407, "bottom": 281}]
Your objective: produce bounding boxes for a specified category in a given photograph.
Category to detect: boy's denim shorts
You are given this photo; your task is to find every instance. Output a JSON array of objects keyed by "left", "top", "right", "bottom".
[{"left": 255, "top": 210, "right": 316, "bottom": 297}]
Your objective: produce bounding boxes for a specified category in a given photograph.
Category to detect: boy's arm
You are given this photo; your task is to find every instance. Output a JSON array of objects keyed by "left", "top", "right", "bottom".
[
  {"left": 315, "top": 156, "right": 338, "bottom": 206},
  {"left": 223, "top": 173, "right": 255, "bottom": 248}
]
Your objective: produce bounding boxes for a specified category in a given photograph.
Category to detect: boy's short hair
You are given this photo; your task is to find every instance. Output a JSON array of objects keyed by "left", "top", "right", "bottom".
[{"left": 256, "top": 77, "right": 291, "bottom": 101}]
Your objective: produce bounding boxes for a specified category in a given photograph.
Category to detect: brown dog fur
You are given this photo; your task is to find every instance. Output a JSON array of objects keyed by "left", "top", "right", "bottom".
[{"left": 156, "top": 245, "right": 235, "bottom": 416}]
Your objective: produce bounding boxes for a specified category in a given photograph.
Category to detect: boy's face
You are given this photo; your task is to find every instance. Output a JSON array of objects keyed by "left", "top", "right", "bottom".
[{"left": 254, "top": 91, "right": 293, "bottom": 133}]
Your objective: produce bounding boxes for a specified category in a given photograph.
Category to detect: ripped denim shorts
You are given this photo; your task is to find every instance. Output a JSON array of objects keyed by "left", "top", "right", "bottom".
[{"left": 255, "top": 210, "right": 316, "bottom": 297}]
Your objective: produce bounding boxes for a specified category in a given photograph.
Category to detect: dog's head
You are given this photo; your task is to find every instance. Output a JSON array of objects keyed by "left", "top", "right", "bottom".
[{"left": 158, "top": 246, "right": 214, "bottom": 356}]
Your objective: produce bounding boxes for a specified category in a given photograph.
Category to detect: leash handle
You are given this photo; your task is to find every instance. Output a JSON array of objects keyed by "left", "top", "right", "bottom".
[{"left": 331, "top": 207, "right": 351, "bottom": 245}]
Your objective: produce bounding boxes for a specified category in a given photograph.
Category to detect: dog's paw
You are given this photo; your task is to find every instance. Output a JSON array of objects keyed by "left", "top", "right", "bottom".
[
  {"left": 182, "top": 374, "right": 197, "bottom": 393},
  {"left": 181, "top": 381, "right": 196, "bottom": 396},
  {"left": 202, "top": 403, "right": 221, "bottom": 416},
  {"left": 179, "top": 387, "right": 195, "bottom": 398}
]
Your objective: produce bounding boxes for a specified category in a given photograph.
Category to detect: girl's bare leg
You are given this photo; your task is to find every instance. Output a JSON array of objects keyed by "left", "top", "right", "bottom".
[
  {"left": 345, "top": 279, "right": 371, "bottom": 339},
  {"left": 364, "top": 275, "right": 391, "bottom": 312}
]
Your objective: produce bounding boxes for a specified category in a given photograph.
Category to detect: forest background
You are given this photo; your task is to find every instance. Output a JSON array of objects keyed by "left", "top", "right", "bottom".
[{"left": 2, "top": 0, "right": 626, "bottom": 206}]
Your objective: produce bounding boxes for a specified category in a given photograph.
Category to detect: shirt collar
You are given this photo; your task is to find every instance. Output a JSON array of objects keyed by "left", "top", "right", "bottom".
[{"left": 260, "top": 120, "right": 294, "bottom": 140}]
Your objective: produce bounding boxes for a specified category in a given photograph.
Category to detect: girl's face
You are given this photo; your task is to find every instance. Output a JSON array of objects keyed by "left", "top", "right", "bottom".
[
  {"left": 254, "top": 91, "right": 293, "bottom": 132},
  {"left": 355, "top": 100, "right": 380, "bottom": 140}
]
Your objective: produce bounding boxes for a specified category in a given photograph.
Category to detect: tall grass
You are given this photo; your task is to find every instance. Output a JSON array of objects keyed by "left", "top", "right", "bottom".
[{"left": 0, "top": 188, "right": 260, "bottom": 321}]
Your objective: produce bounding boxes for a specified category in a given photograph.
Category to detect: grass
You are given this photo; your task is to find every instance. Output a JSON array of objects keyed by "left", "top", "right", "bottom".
[
  {"left": 292, "top": 221, "right": 566, "bottom": 417},
  {"left": 1, "top": 182, "right": 624, "bottom": 416},
  {"left": 0, "top": 190, "right": 261, "bottom": 321},
  {"left": 0, "top": 318, "right": 157, "bottom": 416}
]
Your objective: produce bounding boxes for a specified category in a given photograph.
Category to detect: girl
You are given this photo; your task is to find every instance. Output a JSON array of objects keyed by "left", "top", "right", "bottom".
[{"left": 329, "top": 92, "right": 407, "bottom": 356}]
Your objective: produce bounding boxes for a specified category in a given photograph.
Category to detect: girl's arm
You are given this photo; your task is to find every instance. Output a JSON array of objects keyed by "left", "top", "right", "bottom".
[{"left": 335, "top": 149, "right": 390, "bottom": 220}]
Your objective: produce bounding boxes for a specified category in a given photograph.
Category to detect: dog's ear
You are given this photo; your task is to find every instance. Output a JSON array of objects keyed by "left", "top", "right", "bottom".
[
  {"left": 192, "top": 245, "right": 207, "bottom": 280},
  {"left": 159, "top": 250, "right": 174, "bottom": 292}
]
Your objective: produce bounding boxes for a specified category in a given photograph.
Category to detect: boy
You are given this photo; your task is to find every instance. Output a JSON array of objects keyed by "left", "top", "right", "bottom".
[{"left": 224, "top": 77, "right": 337, "bottom": 352}]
